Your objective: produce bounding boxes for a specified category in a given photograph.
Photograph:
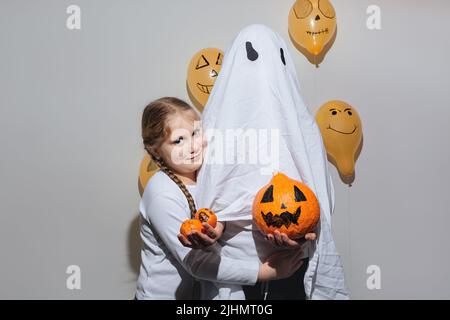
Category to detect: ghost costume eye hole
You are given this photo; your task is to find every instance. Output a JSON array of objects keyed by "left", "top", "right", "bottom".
[
  {"left": 246, "top": 41, "right": 259, "bottom": 61},
  {"left": 318, "top": 0, "right": 336, "bottom": 18},
  {"left": 280, "top": 48, "right": 286, "bottom": 65},
  {"left": 293, "top": 0, "right": 313, "bottom": 19}
]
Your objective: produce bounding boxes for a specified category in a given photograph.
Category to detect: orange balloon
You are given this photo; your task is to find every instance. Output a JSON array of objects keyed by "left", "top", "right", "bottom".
[
  {"left": 315, "top": 101, "right": 363, "bottom": 186},
  {"left": 288, "top": 0, "right": 337, "bottom": 58},
  {"left": 187, "top": 48, "right": 223, "bottom": 112},
  {"left": 138, "top": 154, "right": 159, "bottom": 197}
]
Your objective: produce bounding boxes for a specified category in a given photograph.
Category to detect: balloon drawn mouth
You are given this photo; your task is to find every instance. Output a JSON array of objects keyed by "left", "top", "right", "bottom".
[
  {"left": 306, "top": 28, "right": 329, "bottom": 36},
  {"left": 196, "top": 83, "right": 213, "bottom": 94},
  {"left": 327, "top": 125, "right": 357, "bottom": 135}
]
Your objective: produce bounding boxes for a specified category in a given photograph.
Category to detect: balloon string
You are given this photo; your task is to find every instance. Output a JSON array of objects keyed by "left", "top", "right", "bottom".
[
  {"left": 313, "top": 55, "right": 317, "bottom": 113},
  {"left": 347, "top": 184, "right": 352, "bottom": 289}
]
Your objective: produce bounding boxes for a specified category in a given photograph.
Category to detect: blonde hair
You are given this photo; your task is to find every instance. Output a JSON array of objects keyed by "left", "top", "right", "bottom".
[{"left": 141, "top": 97, "right": 200, "bottom": 217}]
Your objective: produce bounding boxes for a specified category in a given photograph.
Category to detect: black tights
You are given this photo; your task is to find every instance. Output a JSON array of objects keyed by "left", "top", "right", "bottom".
[{"left": 243, "top": 258, "right": 308, "bottom": 300}]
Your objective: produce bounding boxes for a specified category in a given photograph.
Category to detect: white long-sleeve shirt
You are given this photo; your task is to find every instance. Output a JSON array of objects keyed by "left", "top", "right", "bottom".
[{"left": 135, "top": 171, "right": 260, "bottom": 300}]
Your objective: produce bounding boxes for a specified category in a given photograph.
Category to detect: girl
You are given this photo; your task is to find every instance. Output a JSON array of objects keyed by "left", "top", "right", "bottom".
[{"left": 135, "top": 97, "right": 306, "bottom": 300}]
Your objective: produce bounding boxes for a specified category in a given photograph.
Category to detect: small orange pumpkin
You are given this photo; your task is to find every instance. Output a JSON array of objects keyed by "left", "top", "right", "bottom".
[
  {"left": 180, "top": 219, "right": 203, "bottom": 238},
  {"left": 194, "top": 208, "right": 217, "bottom": 228},
  {"left": 252, "top": 172, "right": 320, "bottom": 239}
]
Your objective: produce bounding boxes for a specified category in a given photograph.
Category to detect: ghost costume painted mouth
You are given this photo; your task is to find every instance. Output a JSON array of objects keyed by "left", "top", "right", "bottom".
[{"left": 327, "top": 125, "right": 357, "bottom": 135}]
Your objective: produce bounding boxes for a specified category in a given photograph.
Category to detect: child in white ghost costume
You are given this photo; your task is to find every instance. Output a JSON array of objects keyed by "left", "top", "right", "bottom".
[{"left": 194, "top": 24, "right": 350, "bottom": 299}]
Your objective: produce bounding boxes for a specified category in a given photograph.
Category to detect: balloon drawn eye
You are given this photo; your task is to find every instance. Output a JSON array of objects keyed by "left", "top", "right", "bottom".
[
  {"left": 196, "top": 55, "right": 210, "bottom": 69},
  {"left": 280, "top": 48, "right": 286, "bottom": 65},
  {"left": 331, "top": 110, "right": 338, "bottom": 115},
  {"left": 293, "top": 0, "right": 313, "bottom": 19},
  {"left": 347, "top": 111, "right": 352, "bottom": 116},
  {"left": 246, "top": 41, "right": 259, "bottom": 61},
  {"left": 318, "top": 0, "right": 336, "bottom": 19},
  {"left": 216, "top": 52, "right": 223, "bottom": 65}
]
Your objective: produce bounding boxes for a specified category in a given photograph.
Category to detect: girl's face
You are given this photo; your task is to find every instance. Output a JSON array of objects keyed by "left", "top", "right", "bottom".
[{"left": 157, "top": 111, "right": 205, "bottom": 176}]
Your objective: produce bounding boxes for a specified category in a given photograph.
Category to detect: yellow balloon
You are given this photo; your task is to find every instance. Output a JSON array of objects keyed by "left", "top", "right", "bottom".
[
  {"left": 138, "top": 154, "right": 159, "bottom": 197},
  {"left": 288, "top": 0, "right": 337, "bottom": 63},
  {"left": 187, "top": 48, "right": 223, "bottom": 112},
  {"left": 315, "top": 101, "right": 363, "bottom": 186}
]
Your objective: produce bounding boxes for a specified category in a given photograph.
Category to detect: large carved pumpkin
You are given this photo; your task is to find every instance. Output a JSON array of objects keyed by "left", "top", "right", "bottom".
[{"left": 252, "top": 172, "right": 320, "bottom": 239}]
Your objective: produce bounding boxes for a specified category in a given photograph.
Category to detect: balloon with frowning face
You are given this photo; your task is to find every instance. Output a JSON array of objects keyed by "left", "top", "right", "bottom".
[
  {"left": 187, "top": 48, "right": 224, "bottom": 112},
  {"left": 316, "top": 101, "right": 363, "bottom": 186},
  {"left": 288, "top": 0, "right": 337, "bottom": 59}
]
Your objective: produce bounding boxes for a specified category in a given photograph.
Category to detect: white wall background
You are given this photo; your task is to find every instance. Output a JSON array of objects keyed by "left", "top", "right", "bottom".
[{"left": 0, "top": 0, "right": 449, "bottom": 299}]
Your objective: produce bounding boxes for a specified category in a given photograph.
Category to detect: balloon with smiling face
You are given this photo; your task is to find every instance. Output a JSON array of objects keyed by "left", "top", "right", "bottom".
[
  {"left": 187, "top": 48, "right": 224, "bottom": 112},
  {"left": 316, "top": 100, "right": 363, "bottom": 186},
  {"left": 252, "top": 172, "right": 320, "bottom": 239},
  {"left": 288, "top": 0, "right": 337, "bottom": 61}
]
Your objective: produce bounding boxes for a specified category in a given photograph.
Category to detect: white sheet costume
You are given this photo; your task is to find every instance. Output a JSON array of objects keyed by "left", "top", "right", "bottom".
[{"left": 196, "top": 24, "right": 349, "bottom": 299}]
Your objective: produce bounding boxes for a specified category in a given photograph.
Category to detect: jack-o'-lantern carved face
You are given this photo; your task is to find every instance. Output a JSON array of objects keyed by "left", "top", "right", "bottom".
[
  {"left": 252, "top": 172, "right": 320, "bottom": 239},
  {"left": 288, "top": 0, "right": 337, "bottom": 56},
  {"left": 187, "top": 48, "right": 224, "bottom": 112}
]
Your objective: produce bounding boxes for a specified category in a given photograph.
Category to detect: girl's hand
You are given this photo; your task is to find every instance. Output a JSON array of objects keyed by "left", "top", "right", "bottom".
[
  {"left": 265, "top": 230, "right": 317, "bottom": 249},
  {"left": 177, "top": 221, "right": 225, "bottom": 249},
  {"left": 257, "top": 249, "right": 305, "bottom": 282}
]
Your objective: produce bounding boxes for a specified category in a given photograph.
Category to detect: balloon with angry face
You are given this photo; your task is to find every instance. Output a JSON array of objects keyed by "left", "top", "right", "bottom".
[{"left": 187, "top": 48, "right": 224, "bottom": 112}]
